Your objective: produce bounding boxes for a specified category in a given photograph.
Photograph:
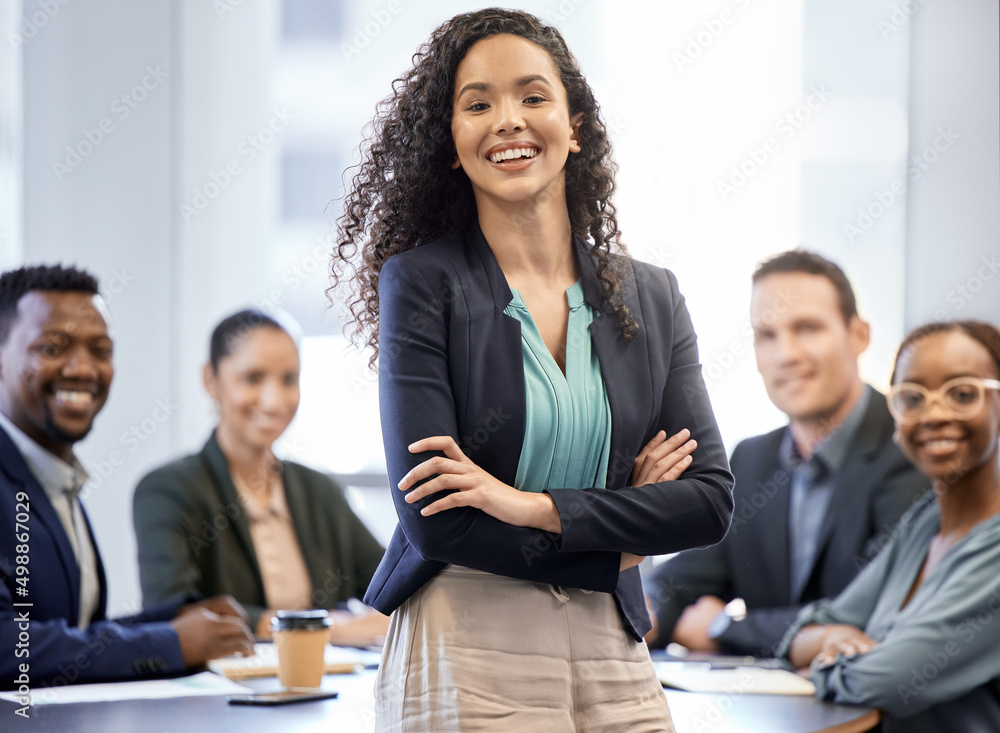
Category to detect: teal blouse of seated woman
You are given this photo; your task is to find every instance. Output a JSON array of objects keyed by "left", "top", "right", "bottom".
[
  {"left": 780, "top": 320, "right": 1000, "bottom": 732},
  {"left": 133, "top": 309, "right": 389, "bottom": 644}
]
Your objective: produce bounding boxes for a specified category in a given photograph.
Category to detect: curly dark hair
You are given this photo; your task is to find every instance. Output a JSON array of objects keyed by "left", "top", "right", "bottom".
[
  {"left": 329, "top": 7, "right": 635, "bottom": 364},
  {"left": 0, "top": 264, "right": 100, "bottom": 344},
  {"left": 891, "top": 320, "right": 1000, "bottom": 384}
]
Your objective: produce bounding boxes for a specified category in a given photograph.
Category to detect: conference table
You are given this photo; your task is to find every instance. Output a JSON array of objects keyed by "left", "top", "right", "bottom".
[{"left": 1, "top": 666, "right": 880, "bottom": 733}]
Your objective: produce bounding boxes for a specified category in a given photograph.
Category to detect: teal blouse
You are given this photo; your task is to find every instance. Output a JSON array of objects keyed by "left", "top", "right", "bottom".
[{"left": 503, "top": 281, "right": 612, "bottom": 493}]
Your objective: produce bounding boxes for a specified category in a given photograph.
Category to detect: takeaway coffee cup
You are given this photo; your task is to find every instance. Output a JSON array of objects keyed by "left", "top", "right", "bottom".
[{"left": 270, "top": 609, "right": 332, "bottom": 689}]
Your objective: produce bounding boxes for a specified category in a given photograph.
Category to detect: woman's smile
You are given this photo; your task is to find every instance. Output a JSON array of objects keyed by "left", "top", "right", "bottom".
[{"left": 486, "top": 142, "right": 540, "bottom": 167}]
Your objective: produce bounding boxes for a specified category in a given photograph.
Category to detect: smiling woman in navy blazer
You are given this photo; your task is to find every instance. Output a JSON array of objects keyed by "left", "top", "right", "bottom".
[
  {"left": 331, "top": 8, "right": 734, "bottom": 732},
  {"left": 368, "top": 229, "right": 735, "bottom": 631}
]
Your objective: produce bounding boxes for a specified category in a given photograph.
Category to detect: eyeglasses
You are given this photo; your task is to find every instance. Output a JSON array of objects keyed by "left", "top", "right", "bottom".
[{"left": 887, "top": 376, "right": 1000, "bottom": 423}]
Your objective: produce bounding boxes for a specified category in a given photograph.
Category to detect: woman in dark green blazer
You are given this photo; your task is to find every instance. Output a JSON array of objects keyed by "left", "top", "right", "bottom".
[{"left": 133, "top": 310, "right": 387, "bottom": 642}]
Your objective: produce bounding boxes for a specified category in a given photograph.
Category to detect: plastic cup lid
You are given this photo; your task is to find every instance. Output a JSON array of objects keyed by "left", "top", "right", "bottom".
[{"left": 269, "top": 609, "right": 332, "bottom": 631}]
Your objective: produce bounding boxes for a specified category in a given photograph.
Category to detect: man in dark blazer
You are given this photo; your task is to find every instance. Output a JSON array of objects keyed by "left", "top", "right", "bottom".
[
  {"left": 0, "top": 264, "right": 253, "bottom": 691},
  {"left": 645, "top": 251, "right": 929, "bottom": 657}
]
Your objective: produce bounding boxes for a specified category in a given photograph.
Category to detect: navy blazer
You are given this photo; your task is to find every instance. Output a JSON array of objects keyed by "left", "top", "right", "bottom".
[
  {"left": 0, "top": 426, "right": 186, "bottom": 689},
  {"left": 363, "top": 227, "right": 735, "bottom": 640},
  {"left": 646, "top": 386, "right": 930, "bottom": 655}
]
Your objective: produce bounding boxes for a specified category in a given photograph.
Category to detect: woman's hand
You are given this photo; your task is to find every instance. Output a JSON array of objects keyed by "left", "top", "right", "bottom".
[
  {"left": 789, "top": 623, "right": 878, "bottom": 670},
  {"left": 327, "top": 609, "right": 391, "bottom": 648},
  {"left": 618, "top": 430, "right": 696, "bottom": 573},
  {"left": 399, "top": 436, "right": 561, "bottom": 532},
  {"left": 814, "top": 624, "right": 878, "bottom": 666},
  {"left": 632, "top": 428, "right": 696, "bottom": 487}
]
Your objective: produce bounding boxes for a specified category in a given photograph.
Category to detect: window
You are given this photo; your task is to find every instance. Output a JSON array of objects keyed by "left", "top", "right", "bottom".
[
  {"left": 0, "top": 1, "right": 23, "bottom": 269},
  {"left": 274, "top": 1, "right": 908, "bottom": 476}
]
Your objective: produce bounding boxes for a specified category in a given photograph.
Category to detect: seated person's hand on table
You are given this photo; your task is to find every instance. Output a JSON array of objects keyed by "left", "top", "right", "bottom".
[
  {"left": 673, "top": 595, "right": 725, "bottom": 653},
  {"left": 180, "top": 594, "right": 249, "bottom": 621},
  {"left": 170, "top": 594, "right": 255, "bottom": 666},
  {"left": 788, "top": 623, "right": 878, "bottom": 671},
  {"left": 327, "top": 608, "right": 391, "bottom": 647},
  {"left": 813, "top": 624, "right": 878, "bottom": 666}
]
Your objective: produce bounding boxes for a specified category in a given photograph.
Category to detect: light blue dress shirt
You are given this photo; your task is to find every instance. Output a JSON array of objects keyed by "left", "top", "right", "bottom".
[{"left": 503, "top": 281, "right": 612, "bottom": 493}]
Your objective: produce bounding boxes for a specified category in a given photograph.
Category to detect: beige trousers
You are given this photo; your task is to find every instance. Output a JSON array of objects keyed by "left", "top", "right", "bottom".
[{"left": 375, "top": 565, "right": 674, "bottom": 733}]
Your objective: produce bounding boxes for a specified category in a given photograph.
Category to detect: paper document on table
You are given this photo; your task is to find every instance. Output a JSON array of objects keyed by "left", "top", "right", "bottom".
[
  {"left": 208, "top": 642, "right": 379, "bottom": 680},
  {"left": 0, "top": 671, "right": 251, "bottom": 705},
  {"left": 656, "top": 662, "right": 816, "bottom": 696}
]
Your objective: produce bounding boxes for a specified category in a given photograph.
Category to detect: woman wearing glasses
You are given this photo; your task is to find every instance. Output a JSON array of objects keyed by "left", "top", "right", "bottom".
[{"left": 780, "top": 320, "right": 1000, "bottom": 732}]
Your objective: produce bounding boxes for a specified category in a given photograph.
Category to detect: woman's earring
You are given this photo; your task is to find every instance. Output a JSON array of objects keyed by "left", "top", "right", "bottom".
[{"left": 892, "top": 429, "right": 901, "bottom": 445}]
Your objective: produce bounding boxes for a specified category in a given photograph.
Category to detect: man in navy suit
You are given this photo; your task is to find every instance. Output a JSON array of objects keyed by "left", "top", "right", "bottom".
[
  {"left": 645, "top": 250, "right": 929, "bottom": 656},
  {"left": 0, "top": 264, "right": 254, "bottom": 694}
]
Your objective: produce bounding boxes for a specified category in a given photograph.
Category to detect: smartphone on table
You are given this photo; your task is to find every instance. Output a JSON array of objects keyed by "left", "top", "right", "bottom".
[{"left": 227, "top": 690, "right": 339, "bottom": 706}]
